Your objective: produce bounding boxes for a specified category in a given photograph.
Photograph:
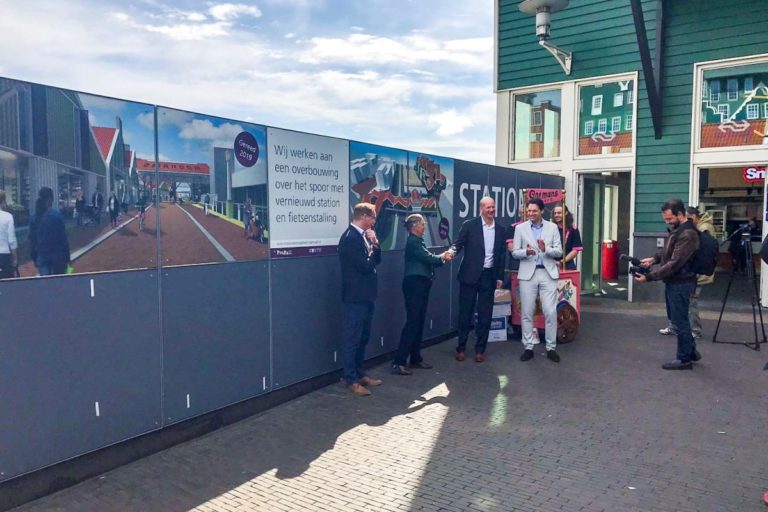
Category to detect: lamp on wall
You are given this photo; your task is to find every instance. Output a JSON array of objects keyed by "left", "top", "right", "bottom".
[{"left": 519, "top": 0, "right": 573, "bottom": 75}]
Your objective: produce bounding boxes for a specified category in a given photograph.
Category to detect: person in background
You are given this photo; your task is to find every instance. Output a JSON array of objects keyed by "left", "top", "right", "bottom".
[
  {"left": 74, "top": 192, "right": 86, "bottom": 227},
  {"left": 29, "top": 187, "right": 70, "bottom": 276},
  {"left": 391, "top": 214, "right": 453, "bottom": 375},
  {"left": 244, "top": 198, "right": 254, "bottom": 238},
  {"left": 108, "top": 192, "right": 120, "bottom": 228},
  {"left": 553, "top": 205, "right": 582, "bottom": 271},
  {"left": 91, "top": 189, "right": 104, "bottom": 226},
  {"left": 0, "top": 190, "right": 18, "bottom": 279}
]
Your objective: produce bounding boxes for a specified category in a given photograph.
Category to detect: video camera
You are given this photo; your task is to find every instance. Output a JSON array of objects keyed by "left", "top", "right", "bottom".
[{"left": 620, "top": 254, "right": 650, "bottom": 277}]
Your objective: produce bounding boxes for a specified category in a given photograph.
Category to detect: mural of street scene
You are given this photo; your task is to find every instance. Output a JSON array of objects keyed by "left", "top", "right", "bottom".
[
  {"left": 349, "top": 142, "right": 454, "bottom": 250},
  {"left": 155, "top": 108, "right": 269, "bottom": 265},
  {"left": 0, "top": 77, "right": 159, "bottom": 278},
  {"left": 700, "top": 64, "right": 768, "bottom": 148}
]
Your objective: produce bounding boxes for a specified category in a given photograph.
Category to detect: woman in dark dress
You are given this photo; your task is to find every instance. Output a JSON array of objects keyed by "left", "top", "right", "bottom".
[
  {"left": 553, "top": 205, "right": 582, "bottom": 270},
  {"left": 391, "top": 214, "right": 453, "bottom": 375}
]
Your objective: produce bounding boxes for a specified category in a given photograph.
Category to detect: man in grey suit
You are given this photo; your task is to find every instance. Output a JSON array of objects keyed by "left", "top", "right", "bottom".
[{"left": 512, "top": 197, "right": 563, "bottom": 362}]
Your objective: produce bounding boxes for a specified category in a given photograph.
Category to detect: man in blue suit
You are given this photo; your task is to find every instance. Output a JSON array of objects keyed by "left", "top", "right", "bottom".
[
  {"left": 338, "top": 202, "right": 383, "bottom": 396},
  {"left": 451, "top": 196, "right": 507, "bottom": 362}
]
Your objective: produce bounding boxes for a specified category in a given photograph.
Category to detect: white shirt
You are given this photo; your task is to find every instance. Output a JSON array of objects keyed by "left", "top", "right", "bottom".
[
  {"left": 0, "top": 210, "right": 17, "bottom": 254},
  {"left": 482, "top": 219, "right": 495, "bottom": 268}
]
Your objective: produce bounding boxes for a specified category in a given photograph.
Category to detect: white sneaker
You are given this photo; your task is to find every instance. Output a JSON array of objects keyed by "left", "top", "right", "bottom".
[{"left": 659, "top": 327, "right": 677, "bottom": 335}]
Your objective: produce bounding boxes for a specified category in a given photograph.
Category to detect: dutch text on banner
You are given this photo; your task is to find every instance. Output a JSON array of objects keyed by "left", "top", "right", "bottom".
[{"left": 267, "top": 128, "right": 350, "bottom": 258}]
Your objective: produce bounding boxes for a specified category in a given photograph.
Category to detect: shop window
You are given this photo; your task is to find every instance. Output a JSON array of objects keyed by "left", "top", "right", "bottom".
[
  {"left": 591, "top": 95, "right": 603, "bottom": 115},
  {"left": 512, "top": 89, "right": 561, "bottom": 160},
  {"left": 578, "top": 80, "right": 634, "bottom": 156},
  {"left": 699, "top": 61, "right": 768, "bottom": 148}
]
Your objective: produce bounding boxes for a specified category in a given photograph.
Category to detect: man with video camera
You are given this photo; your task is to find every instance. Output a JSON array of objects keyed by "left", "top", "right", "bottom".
[{"left": 635, "top": 198, "right": 701, "bottom": 370}]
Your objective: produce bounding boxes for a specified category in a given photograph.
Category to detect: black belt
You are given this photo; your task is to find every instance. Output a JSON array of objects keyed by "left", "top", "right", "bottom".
[{"left": 535, "top": 265, "right": 546, "bottom": 269}]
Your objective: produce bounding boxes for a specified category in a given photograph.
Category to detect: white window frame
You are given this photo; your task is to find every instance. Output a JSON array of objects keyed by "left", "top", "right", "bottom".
[
  {"left": 532, "top": 110, "right": 542, "bottom": 126},
  {"left": 627, "top": 90, "right": 633, "bottom": 104},
  {"left": 727, "top": 78, "right": 738, "bottom": 101},
  {"left": 584, "top": 120, "right": 594, "bottom": 135},
  {"left": 625, "top": 114, "right": 633, "bottom": 131},
  {"left": 611, "top": 116, "right": 621, "bottom": 132},
  {"left": 507, "top": 86, "right": 563, "bottom": 163},
  {"left": 689, "top": 53, "right": 768, "bottom": 208},
  {"left": 746, "top": 103, "right": 759, "bottom": 120},
  {"left": 530, "top": 132, "right": 543, "bottom": 142},
  {"left": 717, "top": 104, "right": 729, "bottom": 121},
  {"left": 745, "top": 77, "right": 754, "bottom": 94},
  {"left": 613, "top": 93, "right": 623, "bottom": 107},
  {"left": 709, "top": 81, "right": 720, "bottom": 102},
  {"left": 597, "top": 118, "right": 607, "bottom": 133},
  {"left": 591, "top": 95, "right": 603, "bottom": 115},
  {"left": 764, "top": 103, "right": 768, "bottom": 118}
]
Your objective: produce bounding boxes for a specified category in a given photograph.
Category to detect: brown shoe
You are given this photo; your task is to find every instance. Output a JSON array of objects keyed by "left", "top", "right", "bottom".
[
  {"left": 475, "top": 353, "right": 486, "bottom": 363},
  {"left": 455, "top": 351, "right": 466, "bottom": 362},
  {"left": 348, "top": 383, "right": 371, "bottom": 396},
  {"left": 360, "top": 376, "right": 382, "bottom": 387}
]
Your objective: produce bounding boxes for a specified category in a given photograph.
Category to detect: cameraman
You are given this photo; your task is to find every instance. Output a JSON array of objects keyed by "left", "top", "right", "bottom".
[{"left": 635, "top": 198, "right": 701, "bottom": 370}]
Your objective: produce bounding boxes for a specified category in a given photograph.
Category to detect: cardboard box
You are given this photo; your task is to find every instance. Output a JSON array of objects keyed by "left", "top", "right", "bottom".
[{"left": 488, "top": 316, "right": 508, "bottom": 342}]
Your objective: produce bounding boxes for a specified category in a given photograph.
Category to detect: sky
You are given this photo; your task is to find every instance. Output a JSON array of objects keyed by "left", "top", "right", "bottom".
[{"left": 0, "top": 0, "right": 496, "bottom": 163}]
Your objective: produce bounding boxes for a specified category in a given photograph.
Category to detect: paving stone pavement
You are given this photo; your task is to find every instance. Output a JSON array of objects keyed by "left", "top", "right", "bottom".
[{"left": 12, "top": 299, "right": 768, "bottom": 512}]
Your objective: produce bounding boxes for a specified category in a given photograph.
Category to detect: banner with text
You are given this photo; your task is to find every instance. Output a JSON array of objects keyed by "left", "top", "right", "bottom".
[{"left": 267, "top": 128, "right": 349, "bottom": 257}]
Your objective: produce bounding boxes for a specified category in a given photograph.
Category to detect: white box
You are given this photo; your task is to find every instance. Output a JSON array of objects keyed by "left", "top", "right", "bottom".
[
  {"left": 488, "top": 316, "right": 508, "bottom": 342},
  {"left": 492, "top": 303, "right": 511, "bottom": 317}
]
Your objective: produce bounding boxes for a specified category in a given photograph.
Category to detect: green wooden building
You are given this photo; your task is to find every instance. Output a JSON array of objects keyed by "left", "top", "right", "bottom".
[{"left": 494, "top": 0, "right": 768, "bottom": 301}]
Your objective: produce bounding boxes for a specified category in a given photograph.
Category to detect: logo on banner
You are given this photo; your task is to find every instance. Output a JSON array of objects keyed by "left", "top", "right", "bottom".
[
  {"left": 743, "top": 166, "right": 766, "bottom": 183},
  {"left": 234, "top": 131, "right": 259, "bottom": 167},
  {"left": 526, "top": 188, "right": 563, "bottom": 205}
]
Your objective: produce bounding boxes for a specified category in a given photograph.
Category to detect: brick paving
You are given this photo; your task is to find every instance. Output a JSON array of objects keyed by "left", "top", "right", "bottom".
[{"left": 12, "top": 298, "right": 768, "bottom": 512}]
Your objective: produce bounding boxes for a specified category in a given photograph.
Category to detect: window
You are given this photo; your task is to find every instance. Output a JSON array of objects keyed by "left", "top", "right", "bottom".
[
  {"left": 591, "top": 95, "right": 603, "bottom": 115},
  {"left": 745, "top": 77, "right": 754, "bottom": 94},
  {"left": 627, "top": 90, "right": 634, "bottom": 104},
  {"left": 625, "top": 114, "right": 633, "bottom": 131},
  {"left": 700, "top": 61, "right": 768, "bottom": 148},
  {"left": 717, "top": 104, "right": 729, "bottom": 121},
  {"left": 512, "top": 89, "right": 561, "bottom": 160},
  {"left": 578, "top": 79, "right": 634, "bottom": 155},
  {"left": 709, "top": 81, "right": 720, "bottom": 102}
]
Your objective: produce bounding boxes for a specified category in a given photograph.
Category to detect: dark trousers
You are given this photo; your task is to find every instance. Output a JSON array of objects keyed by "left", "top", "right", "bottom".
[
  {"left": 342, "top": 302, "right": 374, "bottom": 385},
  {"left": 394, "top": 275, "right": 432, "bottom": 366},
  {"left": 457, "top": 268, "right": 496, "bottom": 353},
  {"left": 665, "top": 281, "right": 697, "bottom": 363}
]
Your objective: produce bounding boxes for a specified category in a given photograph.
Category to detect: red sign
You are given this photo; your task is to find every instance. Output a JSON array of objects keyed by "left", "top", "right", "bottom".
[
  {"left": 526, "top": 188, "right": 563, "bottom": 205},
  {"left": 742, "top": 166, "right": 766, "bottom": 183}
]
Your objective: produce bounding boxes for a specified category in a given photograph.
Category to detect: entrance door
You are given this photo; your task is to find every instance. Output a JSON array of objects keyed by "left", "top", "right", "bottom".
[{"left": 579, "top": 174, "right": 605, "bottom": 295}]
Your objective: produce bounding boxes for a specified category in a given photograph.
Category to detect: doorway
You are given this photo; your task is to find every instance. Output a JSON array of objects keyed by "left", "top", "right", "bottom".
[{"left": 577, "top": 171, "right": 632, "bottom": 299}]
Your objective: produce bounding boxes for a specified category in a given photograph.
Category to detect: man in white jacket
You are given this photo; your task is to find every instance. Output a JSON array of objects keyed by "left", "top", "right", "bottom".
[{"left": 512, "top": 197, "right": 563, "bottom": 363}]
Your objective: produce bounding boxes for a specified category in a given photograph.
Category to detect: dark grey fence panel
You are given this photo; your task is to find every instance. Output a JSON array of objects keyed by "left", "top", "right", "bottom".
[
  {"left": 270, "top": 256, "right": 343, "bottom": 389},
  {"left": 0, "top": 271, "right": 161, "bottom": 480},
  {"left": 424, "top": 259, "right": 453, "bottom": 340},
  {"left": 367, "top": 250, "right": 406, "bottom": 359},
  {"left": 161, "top": 262, "right": 270, "bottom": 425}
]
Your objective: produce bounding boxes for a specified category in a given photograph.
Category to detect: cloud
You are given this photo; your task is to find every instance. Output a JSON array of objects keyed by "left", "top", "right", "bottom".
[
  {"left": 428, "top": 110, "right": 474, "bottom": 137},
  {"left": 138, "top": 21, "right": 231, "bottom": 41},
  {"left": 209, "top": 3, "right": 262, "bottom": 21},
  {"left": 178, "top": 119, "right": 245, "bottom": 147}
]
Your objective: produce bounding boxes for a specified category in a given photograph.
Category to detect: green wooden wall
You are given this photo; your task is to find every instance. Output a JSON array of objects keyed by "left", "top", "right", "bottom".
[{"left": 498, "top": 0, "right": 768, "bottom": 232}]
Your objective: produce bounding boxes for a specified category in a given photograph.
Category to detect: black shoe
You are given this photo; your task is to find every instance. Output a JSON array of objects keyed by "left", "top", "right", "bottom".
[
  {"left": 409, "top": 361, "right": 433, "bottom": 370},
  {"left": 520, "top": 349, "right": 534, "bottom": 362},
  {"left": 662, "top": 360, "right": 693, "bottom": 370},
  {"left": 391, "top": 364, "right": 412, "bottom": 375},
  {"left": 691, "top": 350, "right": 702, "bottom": 362},
  {"left": 546, "top": 350, "right": 560, "bottom": 363}
]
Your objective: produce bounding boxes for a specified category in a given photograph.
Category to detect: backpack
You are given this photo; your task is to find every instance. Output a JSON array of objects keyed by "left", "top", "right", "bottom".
[{"left": 688, "top": 228, "right": 718, "bottom": 276}]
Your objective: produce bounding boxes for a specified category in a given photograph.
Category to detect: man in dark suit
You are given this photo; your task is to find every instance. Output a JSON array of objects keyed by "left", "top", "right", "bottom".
[
  {"left": 451, "top": 196, "right": 507, "bottom": 362},
  {"left": 91, "top": 190, "right": 104, "bottom": 225},
  {"left": 338, "top": 202, "right": 383, "bottom": 396}
]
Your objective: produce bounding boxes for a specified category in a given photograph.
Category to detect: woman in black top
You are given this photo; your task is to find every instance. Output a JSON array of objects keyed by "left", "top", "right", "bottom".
[{"left": 553, "top": 206, "right": 582, "bottom": 270}]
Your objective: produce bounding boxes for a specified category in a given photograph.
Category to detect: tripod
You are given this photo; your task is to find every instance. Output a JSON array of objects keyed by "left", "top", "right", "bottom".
[{"left": 712, "top": 228, "right": 767, "bottom": 350}]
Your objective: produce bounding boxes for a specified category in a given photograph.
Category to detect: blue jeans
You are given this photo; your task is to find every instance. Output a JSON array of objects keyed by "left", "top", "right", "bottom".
[
  {"left": 342, "top": 302, "right": 374, "bottom": 385},
  {"left": 665, "top": 281, "right": 697, "bottom": 363}
]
